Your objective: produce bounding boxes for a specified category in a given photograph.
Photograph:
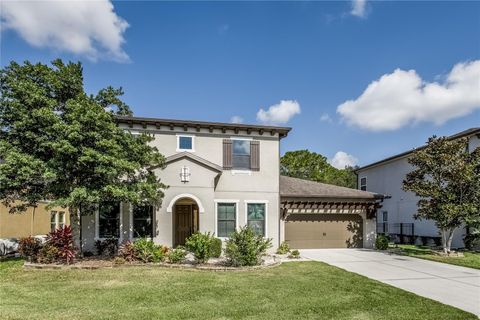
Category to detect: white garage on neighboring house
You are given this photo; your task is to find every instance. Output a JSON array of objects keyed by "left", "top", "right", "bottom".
[{"left": 280, "top": 176, "right": 384, "bottom": 249}]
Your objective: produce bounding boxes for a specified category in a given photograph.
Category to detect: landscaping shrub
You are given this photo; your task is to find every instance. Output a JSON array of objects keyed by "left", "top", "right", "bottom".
[
  {"left": 185, "top": 232, "right": 215, "bottom": 263},
  {"left": 113, "top": 257, "right": 126, "bottom": 265},
  {"left": 133, "top": 238, "right": 167, "bottom": 263},
  {"left": 18, "top": 236, "right": 42, "bottom": 261},
  {"left": 464, "top": 231, "right": 480, "bottom": 251},
  {"left": 82, "top": 251, "right": 94, "bottom": 257},
  {"left": 225, "top": 226, "right": 272, "bottom": 267},
  {"left": 37, "top": 243, "right": 60, "bottom": 264},
  {"left": 167, "top": 246, "right": 187, "bottom": 264},
  {"left": 210, "top": 237, "right": 222, "bottom": 258},
  {"left": 118, "top": 241, "right": 136, "bottom": 262},
  {"left": 375, "top": 234, "right": 389, "bottom": 250},
  {"left": 288, "top": 249, "right": 300, "bottom": 259},
  {"left": 276, "top": 241, "right": 291, "bottom": 254},
  {"left": 95, "top": 238, "right": 119, "bottom": 256},
  {"left": 47, "top": 226, "right": 76, "bottom": 264}
]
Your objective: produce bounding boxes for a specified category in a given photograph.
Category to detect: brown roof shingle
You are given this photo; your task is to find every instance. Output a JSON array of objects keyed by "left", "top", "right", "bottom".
[{"left": 280, "top": 176, "right": 383, "bottom": 200}]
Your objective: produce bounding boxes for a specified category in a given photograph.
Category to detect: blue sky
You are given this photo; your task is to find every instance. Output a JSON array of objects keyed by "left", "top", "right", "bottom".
[{"left": 2, "top": 1, "right": 479, "bottom": 167}]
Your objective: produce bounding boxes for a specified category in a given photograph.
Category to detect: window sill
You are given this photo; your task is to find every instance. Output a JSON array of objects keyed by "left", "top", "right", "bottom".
[
  {"left": 94, "top": 237, "right": 121, "bottom": 242},
  {"left": 176, "top": 148, "right": 195, "bottom": 153},
  {"left": 231, "top": 170, "right": 252, "bottom": 175}
]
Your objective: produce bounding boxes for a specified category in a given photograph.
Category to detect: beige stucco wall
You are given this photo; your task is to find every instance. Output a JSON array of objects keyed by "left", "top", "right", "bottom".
[
  {"left": 81, "top": 123, "right": 282, "bottom": 251},
  {"left": 0, "top": 202, "right": 70, "bottom": 239}
]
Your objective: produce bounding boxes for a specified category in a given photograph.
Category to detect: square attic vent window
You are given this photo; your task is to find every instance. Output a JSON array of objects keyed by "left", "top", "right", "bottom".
[{"left": 177, "top": 135, "right": 194, "bottom": 151}]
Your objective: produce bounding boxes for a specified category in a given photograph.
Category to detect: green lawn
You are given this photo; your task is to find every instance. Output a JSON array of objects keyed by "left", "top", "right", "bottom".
[
  {"left": 0, "top": 258, "right": 475, "bottom": 320},
  {"left": 392, "top": 244, "right": 480, "bottom": 270}
]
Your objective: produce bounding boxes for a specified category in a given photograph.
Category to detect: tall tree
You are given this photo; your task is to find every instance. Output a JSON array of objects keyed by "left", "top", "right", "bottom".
[
  {"left": 403, "top": 136, "right": 480, "bottom": 254},
  {"left": 0, "top": 60, "right": 166, "bottom": 250},
  {"left": 280, "top": 150, "right": 357, "bottom": 188}
]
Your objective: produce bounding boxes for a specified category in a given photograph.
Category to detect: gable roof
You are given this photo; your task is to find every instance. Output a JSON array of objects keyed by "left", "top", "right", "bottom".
[
  {"left": 280, "top": 176, "right": 383, "bottom": 200},
  {"left": 115, "top": 115, "right": 292, "bottom": 139},
  {"left": 165, "top": 152, "right": 223, "bottom": 172},
  {"left": 356, "top": 127, "right": 480, "bottom": 172}
]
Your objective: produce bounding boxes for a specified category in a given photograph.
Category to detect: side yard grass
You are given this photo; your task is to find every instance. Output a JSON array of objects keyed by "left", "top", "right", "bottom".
[
  {"left": 0, "top": 258, "right": 476, "bottom": 320},
  {"left": 391, "top": 244, "right": 480, "bottom": 270}
]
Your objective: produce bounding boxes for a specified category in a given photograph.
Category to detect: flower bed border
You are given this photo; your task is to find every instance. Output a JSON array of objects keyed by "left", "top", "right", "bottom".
[{"left": 23, "top": 257, "right": 282, "bottom": 272}]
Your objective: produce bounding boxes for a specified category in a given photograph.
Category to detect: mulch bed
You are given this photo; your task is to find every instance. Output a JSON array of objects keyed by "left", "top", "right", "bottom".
[{"left": 23, "top": 255, "right": 283, "bottom": 272}]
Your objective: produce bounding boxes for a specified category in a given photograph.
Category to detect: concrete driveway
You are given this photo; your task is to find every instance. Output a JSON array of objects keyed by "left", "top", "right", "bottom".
[{"left": 300, "top": 249, "right": 480, "bottom": 317}]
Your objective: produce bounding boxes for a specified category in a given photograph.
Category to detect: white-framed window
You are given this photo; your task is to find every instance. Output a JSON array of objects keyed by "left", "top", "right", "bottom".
[
  {"left": 176, "top": 134, "right": 195, "bottom": 152},
  {"left": 130, "top": 204, "right": 154, "bottom": 239},
  {"left": 50, "top": 211, "right": 66, "bottom": 232},
  {"left": 382, "top": 211, "right": 388, "bottom": 222},
  {"left": 214, "top": 200, "right": 239, "bottom": 238},
  {"left": 245, "top": 200, "right": 268, "bottom": 237},
  {"left": 360, "top": 177, "right": 367, "bottom": 191},
  {"left": 96, "top": 202, "right": 121, "bottom": 240}
]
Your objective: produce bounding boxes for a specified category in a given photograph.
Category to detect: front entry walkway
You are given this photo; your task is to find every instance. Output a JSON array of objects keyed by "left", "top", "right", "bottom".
[{"left": 300, "top": 249, "right": 480, "bottom": 316}]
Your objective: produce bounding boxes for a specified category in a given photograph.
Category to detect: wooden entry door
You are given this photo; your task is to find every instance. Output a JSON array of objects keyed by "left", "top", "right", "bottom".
[{"left": 174, "top": 205, "right": 195, "bottom": 246}]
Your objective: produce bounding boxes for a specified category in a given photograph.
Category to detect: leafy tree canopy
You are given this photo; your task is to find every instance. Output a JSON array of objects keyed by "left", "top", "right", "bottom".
[
  {"left": 280, "top": 150, "right": 357, "bottom": 189},
  {"left": 0, "top": 60, "right": 166, "bottom": 219},
  {"left": 403, "top": 136, "right": 480, "bottom": 253}
]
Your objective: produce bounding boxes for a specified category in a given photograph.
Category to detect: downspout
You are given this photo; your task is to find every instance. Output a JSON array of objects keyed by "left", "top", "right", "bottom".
[{"left": 79, "top": 205, "right": 83, "bottom": 255}]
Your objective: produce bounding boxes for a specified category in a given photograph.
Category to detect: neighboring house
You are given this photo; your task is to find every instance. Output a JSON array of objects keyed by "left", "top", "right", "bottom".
[
  {"left": 74, "top": 116, "right": 383, "bottom": 252},
  {"left": 356, "top": 128, "right": 480, "bottom": 248},
  {"left": 0, "top": 202, "right": 69, "bottom": 239}
]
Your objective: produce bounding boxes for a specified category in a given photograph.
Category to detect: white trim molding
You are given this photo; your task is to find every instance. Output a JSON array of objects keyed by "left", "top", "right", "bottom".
[
  {"left": 214, "top": 199, "right": 240, "bottom": 240},
  {"left": 244, "top": 200, "right": 268, "bottom": 238},
  {"left": 229, "top": 136, "right": 253, "bottom": 141},
  {"left": 167, "top": 193, "right": 205, "bottom": 213},
  {"left": 129, "top": 203, "right": 133, "bottom": 240},
  {"left": 176, "top": 134, "right": 195, "bottom": 152}
]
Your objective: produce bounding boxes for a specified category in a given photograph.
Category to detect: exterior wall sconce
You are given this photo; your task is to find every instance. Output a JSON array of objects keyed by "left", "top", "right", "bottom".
[{"left": 180, "top": 166, "right": 190, "bottom": 183}]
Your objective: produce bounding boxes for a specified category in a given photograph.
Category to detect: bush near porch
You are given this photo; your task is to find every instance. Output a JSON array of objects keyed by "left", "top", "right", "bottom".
[{"left": 0, "top": 258, "right": 475, "bottom": 320}]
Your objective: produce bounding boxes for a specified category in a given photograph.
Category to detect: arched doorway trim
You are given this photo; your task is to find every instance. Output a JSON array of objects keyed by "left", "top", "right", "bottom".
[{"left": 166, "top": 193, "right": 205, "bottom": 213}]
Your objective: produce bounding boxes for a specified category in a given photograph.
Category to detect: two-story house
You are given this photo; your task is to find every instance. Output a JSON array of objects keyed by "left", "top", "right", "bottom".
[
  {"left": 79, "top": 116, "right": 383, "bottom": 252},
  {"left": 356, "top": 128, "right": 480, "bottom": 248}
]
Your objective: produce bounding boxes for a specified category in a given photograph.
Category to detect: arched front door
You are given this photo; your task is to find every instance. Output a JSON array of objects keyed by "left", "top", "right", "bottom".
[{"left": 173, "top": 198, "right": 199, "bottom": 246}]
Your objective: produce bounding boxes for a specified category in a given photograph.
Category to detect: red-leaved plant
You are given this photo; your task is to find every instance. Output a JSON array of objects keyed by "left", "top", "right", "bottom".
[{"left": 47, "top": 225, "right": 76, "bottom": 264}]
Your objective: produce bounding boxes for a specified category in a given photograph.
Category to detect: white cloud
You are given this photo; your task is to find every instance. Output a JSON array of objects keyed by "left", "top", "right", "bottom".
[
  {"left": 351, "top": 0, "right": 367, "bottom": 18},
  {"left": 330, "top": 151, "right": 359, "bottom": 169},
  {"left": 320, "top": 113, "right": 332, "bottom": 123},
  {"left": 230, "top": 116, "right": 244, "bottom": 124},
  {"left": 256, "top": 100, "right": 301, "bottom": 124},
  {"left": 337, "top": 60, "right": 480, "bottom": 131},
  {"left": 1, "top": 0, "right": 129, "bottom": 62}
]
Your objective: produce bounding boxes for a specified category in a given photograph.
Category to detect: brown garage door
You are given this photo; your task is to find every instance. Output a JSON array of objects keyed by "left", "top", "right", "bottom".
[{"left": 285, "top": 214, "right": 363, "bottom": 249}]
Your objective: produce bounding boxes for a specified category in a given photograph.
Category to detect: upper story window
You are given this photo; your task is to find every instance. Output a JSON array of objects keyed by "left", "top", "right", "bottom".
[
  {"left": 360, "top": 177, "right": 367, "bottom": 191},
  {"left": 233, "top": 139, "right": 251, "bottom": 170},
  {"left": 223, "top": 138, "right": 260, "bottom": 171},
  {"left": 382, "top": 211, "right": 388, "bottom": 222},
  {"left": 177, "top": 135, "right": 194, "bottom": 152}
]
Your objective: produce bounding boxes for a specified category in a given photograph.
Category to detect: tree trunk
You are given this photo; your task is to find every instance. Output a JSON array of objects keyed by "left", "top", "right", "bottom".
[
  {"left": 446, "top": 229, "right": 455, "bottom": 255},
  {"left": 69, "top": 206, "right": 81, "bottom": 253},
  {"left": 441, "top": 228, "right": 455, "bottom": 255}
]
